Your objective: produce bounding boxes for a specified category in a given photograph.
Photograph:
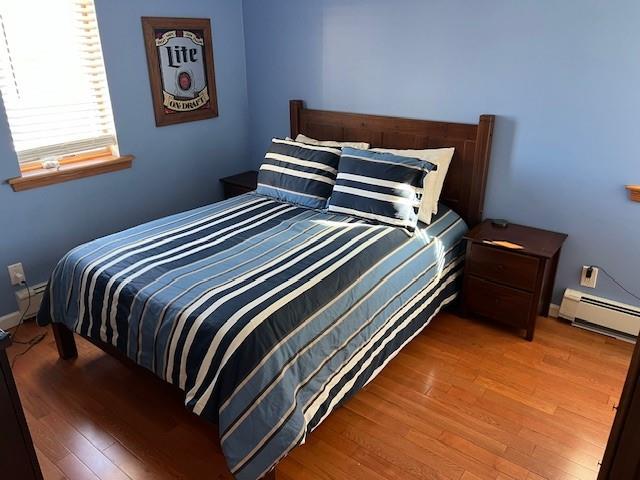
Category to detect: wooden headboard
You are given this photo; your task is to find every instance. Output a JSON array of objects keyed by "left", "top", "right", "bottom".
[{"left": 290, "top": 100, "right": 495, "bottom": 227}]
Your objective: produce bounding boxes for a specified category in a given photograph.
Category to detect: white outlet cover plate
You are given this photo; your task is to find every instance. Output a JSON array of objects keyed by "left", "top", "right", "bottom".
[
  {"left": 7, "top": 263, "right": 25, "bottom": 285},
  {"left": 580, "top": 266, "right": 598, "bottom": 288}
]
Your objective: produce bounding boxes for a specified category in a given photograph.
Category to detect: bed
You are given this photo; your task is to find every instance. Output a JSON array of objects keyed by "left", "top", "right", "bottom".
[{"left": 38, "top": 100, "right": 495, "bottom": 480}]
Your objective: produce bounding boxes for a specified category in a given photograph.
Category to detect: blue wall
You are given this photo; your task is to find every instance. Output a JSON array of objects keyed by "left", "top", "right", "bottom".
[
  {"left": 242, "top": 0, "right": 640, "bottom": 306},
  {"left": 0, "top": 0, "right": 250, "bottom": 316},
  {"left": 2, "top": 0, "right": 638, "bottom": 316}
]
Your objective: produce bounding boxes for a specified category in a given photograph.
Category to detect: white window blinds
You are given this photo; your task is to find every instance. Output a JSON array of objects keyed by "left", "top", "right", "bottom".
[{"left": 0, "top": 0, "right": 116, "bottom": 164}]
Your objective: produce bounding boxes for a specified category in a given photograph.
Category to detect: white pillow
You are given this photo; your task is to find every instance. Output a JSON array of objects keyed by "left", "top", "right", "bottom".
[
  {"left": 372, "top": 147, "right": 455, "bottom": 224},
  {"left": 295, "top": 134, "right": 370, "bottom": 150}
]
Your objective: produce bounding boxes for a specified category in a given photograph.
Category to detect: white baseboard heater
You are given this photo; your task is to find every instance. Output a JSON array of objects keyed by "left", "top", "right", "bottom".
[
  {"left": 559, "top": 288, "right": 639, "bottom": 342},
  {"left": 15, "top": 282, "right": 48, "bottom": 320}
]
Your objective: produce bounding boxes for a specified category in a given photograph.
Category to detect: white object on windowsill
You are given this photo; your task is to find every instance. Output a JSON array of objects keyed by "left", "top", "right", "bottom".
[{"left": 41, "top": 157, "right": 61, "bottom": 170}]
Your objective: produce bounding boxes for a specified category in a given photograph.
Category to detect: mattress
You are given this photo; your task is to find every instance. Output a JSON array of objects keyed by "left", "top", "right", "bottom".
[{"left": 38, "top": 192, "right": 467, "bottom": 479}]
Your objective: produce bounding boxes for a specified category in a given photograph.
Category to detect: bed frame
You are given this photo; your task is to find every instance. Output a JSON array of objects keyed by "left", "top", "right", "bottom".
[{"left": 51, "top": 100, "right": 495, "bottom": 479}]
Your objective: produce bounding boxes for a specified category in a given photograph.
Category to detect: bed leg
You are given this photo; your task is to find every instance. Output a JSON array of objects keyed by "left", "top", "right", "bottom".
[{"left": 51, "top": 323, "right": 78, "bottom": 360}]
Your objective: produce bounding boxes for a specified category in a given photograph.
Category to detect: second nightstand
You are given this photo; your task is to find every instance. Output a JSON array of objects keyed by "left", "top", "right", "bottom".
[
  {"left": 220, "top": 170, "right": 258, "bottom": 199},
  {"left": 462, "top": 220, "right": 567, "bottom": 341}
]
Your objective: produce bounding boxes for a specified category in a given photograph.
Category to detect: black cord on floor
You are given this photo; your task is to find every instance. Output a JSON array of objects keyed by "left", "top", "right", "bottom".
[
  {"left": 592, "top": 265, "right": 640, "bottom": 303},
  {"left": 8, "top": 280, "right": 47, "bottom": 368},
  {"left": 10, "top": 332, "right": 47, "bottom": 369}
]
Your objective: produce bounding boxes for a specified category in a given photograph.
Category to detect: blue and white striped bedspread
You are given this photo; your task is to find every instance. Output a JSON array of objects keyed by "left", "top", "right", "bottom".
[{"left": 37, "top": 193, "right": 467, "bottom": 480}]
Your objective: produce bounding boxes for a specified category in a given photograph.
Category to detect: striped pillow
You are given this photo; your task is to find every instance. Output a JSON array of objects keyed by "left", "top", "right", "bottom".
[
  {"left": 256, "top": 138, "right": 341, "bottom": 209},
  {"left": 328, "top": 147, "right": 436, "bottom": 230}
]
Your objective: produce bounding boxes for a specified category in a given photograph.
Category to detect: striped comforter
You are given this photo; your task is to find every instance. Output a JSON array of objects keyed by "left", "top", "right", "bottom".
[{"left": 38, "top": 193, "right": 467, "bottom": 480}]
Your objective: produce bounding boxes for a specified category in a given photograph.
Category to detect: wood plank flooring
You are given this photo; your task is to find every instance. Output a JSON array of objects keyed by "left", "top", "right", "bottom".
[{"left": 8, "top": 313, "right": 633, "bottom": 480}]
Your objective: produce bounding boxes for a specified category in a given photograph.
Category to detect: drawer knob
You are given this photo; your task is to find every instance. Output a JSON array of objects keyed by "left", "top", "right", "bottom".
[{"left": 496, "top": 264, "right": 505, "bottom": 271}]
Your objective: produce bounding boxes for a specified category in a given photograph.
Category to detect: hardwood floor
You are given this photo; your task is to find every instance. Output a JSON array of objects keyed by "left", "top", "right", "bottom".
[{"left": 8, "top": 313, "right": 633, "bottom": 480}]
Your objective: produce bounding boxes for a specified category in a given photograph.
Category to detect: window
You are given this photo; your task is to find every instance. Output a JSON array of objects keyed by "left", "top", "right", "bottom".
[{"left": 0, "top": 0, "right": 118, "bottom": 167}]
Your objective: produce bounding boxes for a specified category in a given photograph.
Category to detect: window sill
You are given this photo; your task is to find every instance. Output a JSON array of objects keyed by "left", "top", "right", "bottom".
[{"left": 7, "top": 154, "right": 134, "bottom": 192}]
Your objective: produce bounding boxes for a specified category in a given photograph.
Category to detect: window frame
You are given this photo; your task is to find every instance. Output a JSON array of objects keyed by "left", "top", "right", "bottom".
[{"left": 1, "top": 0, "right": 133, "bottom": 191}]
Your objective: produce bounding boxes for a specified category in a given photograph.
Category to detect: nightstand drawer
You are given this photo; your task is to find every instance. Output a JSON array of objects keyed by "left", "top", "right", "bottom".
[
  {"left": 464, "top": 276, "right": 534, "bottom": 328},
  {"left": 467, "top": 244, "right": 539, "bottom": 291}
]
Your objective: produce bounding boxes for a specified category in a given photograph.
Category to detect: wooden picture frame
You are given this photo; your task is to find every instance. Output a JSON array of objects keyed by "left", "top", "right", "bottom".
[{"left": 141, "top": 17, "right": 218, "bottom": 127}]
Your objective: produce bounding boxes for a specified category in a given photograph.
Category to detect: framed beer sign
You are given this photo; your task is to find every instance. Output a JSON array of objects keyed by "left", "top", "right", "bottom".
[{"left": 141, "top": 17, "right": 218, "bottom": 126}]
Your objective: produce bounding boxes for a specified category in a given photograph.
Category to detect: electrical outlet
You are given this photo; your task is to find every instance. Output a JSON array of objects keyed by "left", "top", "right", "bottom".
[
  {"left": 8, "top": 263, "right": 26, "bottom": 286},
  {"left": 580, "top": 265, "right": 598, "bottom": 288}
]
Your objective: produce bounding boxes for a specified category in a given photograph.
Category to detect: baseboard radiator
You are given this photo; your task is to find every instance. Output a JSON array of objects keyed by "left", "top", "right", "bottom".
[
  {"left": 559, "top": 288, "right": 639, "bottom": 342},
  {"left": 15, "top": 282, "right": 48, "bottom": 320}
]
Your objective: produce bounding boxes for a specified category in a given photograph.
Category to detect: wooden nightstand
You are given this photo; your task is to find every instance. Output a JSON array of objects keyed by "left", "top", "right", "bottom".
[
  {"left": 462, "top": 220, "right": 567, "bottom": 341},
  {"left": 220, "top": 170, "right": 258, "bottom": 199}
]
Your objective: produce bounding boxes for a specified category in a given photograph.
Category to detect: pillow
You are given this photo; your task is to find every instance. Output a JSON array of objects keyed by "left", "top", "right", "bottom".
[
  {"left": 295, "top": 134, "right": 370, "bottom": 150},
  {"left": 256, "top": 138, "right": 341, "bottom": 209},
  {"left": 328, "top": 148, "right": 435, "bottom": 230},
  {"left": 372, "top": 147, "right": 454, "bottom": 224}
]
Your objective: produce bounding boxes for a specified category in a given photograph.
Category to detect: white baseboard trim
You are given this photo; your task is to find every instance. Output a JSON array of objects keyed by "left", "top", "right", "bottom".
[
  {"left": 0, "top": 311, "right": 21, "bottom": 330},
  {"left": 548, "top": 303, "right": 560, "bottom": 318}
]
